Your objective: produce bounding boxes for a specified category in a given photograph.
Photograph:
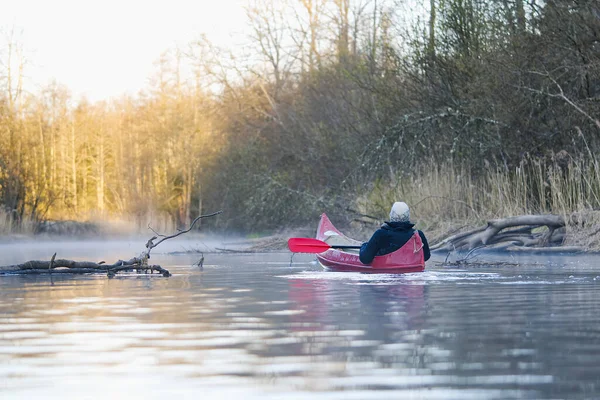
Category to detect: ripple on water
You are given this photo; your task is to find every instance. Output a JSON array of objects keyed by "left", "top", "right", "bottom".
[
  {"left": 2, "top": 251, "right": 600, "bottom": 399},
  {"left": 278, "top": 269, "right": 600, "bottom": 286}
]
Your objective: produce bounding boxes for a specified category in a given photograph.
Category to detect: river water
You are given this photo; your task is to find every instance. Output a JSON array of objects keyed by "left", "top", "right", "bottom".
[{"left": 1, "top": 239, "right": 600, "bottom": 399}]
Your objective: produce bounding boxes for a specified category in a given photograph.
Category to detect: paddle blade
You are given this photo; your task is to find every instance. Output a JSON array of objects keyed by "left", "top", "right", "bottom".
[{"left": 287, "top": 238, "right": 331, "bottom": 253}]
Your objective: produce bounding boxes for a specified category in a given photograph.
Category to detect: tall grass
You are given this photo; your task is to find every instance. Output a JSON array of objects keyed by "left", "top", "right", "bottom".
[
  {"left": 358, "top": 154, "right": 600, "bottom": 229},
  {"left": 0, "top": 210, "right": 37, "bottom": 236}
]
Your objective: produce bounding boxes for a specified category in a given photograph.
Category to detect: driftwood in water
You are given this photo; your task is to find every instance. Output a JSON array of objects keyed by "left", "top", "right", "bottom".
[
  {"left": 0, "top": 258, "right": 172, "bottom": 278},
  {"left": 0, "top": 211, "right": 223, "bottom": 278},
  {"left": 431, "top": 214, "right": 572, "bottom": 252}
]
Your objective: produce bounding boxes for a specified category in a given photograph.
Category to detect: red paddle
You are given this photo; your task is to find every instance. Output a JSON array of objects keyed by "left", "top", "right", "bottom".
[{"left": 287, "top": 238, "right": 362, "bottom": 253}]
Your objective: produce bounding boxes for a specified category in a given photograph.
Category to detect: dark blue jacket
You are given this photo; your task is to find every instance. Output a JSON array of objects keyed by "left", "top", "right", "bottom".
[{"left": 359, "top": 221, "right": 430, "bottom": 264}]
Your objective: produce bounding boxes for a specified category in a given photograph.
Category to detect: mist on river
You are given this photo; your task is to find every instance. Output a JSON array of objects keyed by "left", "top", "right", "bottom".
[{"left": 0, "top": 235, "right": 256, "bottom": 268}]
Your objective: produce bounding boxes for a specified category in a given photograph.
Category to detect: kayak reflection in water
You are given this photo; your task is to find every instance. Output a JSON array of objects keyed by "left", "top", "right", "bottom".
[{"left": 359, "top": 202, "right": 431, "bottom": 265}]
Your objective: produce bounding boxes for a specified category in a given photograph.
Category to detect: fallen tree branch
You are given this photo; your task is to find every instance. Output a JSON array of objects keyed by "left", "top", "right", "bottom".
[
  {"left": 0, "top": 211, "right": 223, "bottom": 278},
  {"left": 145, "top": 210, "right": 223, "bottom": 258},
  {"left": 432, "top": 214, "right": 567, "bottom": 252},
  {"left": 430, "top": 226, "right": 487, "bottom": 250},
  {"left": 0, "top": 258, "right": 172, "bottom": 277}
]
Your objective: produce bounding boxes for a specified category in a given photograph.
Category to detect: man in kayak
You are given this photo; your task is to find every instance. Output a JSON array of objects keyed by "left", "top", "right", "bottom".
[{"left": 359, "top": 201, "right": 431, "bottom": 264}]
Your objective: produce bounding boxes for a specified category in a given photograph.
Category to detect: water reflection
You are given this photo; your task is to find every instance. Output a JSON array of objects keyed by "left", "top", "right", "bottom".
[
  {"left": 1, "top": 249, "right": 600, "bottom": 399},
  {"left": 288, "top": 276, "right": 427, "bottom": 335}
]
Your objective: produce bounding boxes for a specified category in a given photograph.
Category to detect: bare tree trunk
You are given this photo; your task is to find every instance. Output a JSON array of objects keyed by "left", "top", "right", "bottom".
[
  {"left": 184, "top": 164, "right": 193, "bottom": 227},
  {"left": 50, "top": 121, "right": 56, "bottom": 191},
  {"left": 16, "top": 43, "right": 23, "bottom": 113},
  {"left": 97, "top": 126, "right": 105, "bottom": 213},
  {"left": 335, "top": 0, "right": 350, "bottom": 64},
  {"left": 71, "top": 121, "right": 77, "bottom": 212},
  {"left": 82, "top": 146, "right": 88, "bottom": 211},
  {"left": 59, "top": 121, "right": 67, "bottom": 208},
  {"left": 308, "top": 0, "right": 319, "bottom": 71},
  {"left": 38, "top": 116, "right": 47, "bottom": 195},
  {"left": 429, "top": 0, "right": 436, "bottom": 57},
  {"left": 370, "top": 0, "right": 378, "bottom": 73},
  {"left": 516, "top": 0, "right": 525, "bottom": 32},
  {"left": 134, "top": 131, "right": 141, "bottom": 197},
  {"left": 6, "top": 32, "right": 14, "bottom": 112},
  {"left": 197, "top": 183, "right": 203, "bottom": 229}
]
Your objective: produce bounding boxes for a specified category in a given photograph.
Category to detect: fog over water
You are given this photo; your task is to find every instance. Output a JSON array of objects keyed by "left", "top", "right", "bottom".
[
  {"left": 1, "top": 241, "right": 600, "bottom": 399},
  {"left": 0, "top": 236, "right": 246, "bottom": 266}
]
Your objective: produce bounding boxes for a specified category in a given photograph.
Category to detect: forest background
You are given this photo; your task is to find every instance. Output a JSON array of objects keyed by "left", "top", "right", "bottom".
[{"left": 1, "top": 0, "right": 599, "bottom": 240}]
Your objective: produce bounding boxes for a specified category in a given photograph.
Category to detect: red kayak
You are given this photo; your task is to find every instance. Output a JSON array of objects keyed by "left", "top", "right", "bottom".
[{"left": 314, "top": 213, "right": 425, "bottom": 273}]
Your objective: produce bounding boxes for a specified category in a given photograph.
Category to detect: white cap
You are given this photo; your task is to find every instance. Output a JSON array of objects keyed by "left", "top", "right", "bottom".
[{"left": 389, "top": 202, "right": 410, "bottom": 222}]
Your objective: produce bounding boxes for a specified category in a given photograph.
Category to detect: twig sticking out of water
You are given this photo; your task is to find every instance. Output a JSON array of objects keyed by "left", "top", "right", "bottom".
[
  {"left": 145, "top": 211, "right": 223, "bottom": 260},
  {"left": 49, "top": 253, "right": 56, "bottom": 272},
  {"left": 195, "top": 254, "right": 205, "bottom": 269}
]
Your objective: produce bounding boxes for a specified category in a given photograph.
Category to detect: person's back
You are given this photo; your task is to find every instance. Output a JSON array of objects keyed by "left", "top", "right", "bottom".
[{"left": 359, "top": 202, "right": 430, "bottom": 264}]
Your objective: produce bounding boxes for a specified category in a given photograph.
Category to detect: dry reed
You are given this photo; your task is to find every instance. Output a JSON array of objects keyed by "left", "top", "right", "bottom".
[{"left": 358, "top": 154, "right": 600, "bottom": 234}]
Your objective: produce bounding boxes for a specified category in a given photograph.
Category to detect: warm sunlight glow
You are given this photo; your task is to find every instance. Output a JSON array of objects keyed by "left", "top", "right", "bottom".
[{"left": 2, "top": 0, "right": 250, "bottom": 101}]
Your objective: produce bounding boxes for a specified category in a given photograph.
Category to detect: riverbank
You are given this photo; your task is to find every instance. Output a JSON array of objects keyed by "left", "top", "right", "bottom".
[
  {"left": 3, "top": 210, "right": 600, "bottom": 255},
  {"left": 248, "top": 210, "right": 600, "bottom": 254}
]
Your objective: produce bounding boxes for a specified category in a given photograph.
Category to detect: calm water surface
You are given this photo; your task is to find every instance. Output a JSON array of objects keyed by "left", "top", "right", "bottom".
[{"left": 1, "top": 239, "right": 600, "bottom": 399}]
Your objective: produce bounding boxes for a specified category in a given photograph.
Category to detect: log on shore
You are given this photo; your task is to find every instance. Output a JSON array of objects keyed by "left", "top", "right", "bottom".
[{"left": 431, "top": 214, "right": 570, "bottom": 252}]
